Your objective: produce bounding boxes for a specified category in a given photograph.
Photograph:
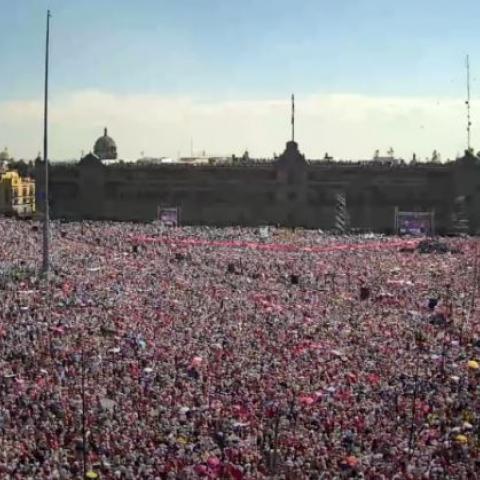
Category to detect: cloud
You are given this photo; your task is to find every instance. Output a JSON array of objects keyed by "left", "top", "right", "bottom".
[{"left": 0, "top": 90, "right": 470, "bottom": 161}]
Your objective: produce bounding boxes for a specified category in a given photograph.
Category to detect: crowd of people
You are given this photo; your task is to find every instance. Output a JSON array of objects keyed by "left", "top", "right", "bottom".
[{"left": 1, "top": 219, "right": 480, "bottom": 479}]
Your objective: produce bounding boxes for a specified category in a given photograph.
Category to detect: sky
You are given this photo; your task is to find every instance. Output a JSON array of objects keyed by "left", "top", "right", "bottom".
[{"left": 1, "top": 0, "right": 480, "bottom": 160}]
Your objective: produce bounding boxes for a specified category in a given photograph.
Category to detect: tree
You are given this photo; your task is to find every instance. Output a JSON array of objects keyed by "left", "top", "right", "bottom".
[
  {"left": 387, "top": 147, "right": 394, "bottom": 158},
  {"left": 8, "top": 159, "right": 28, "bottom": 177}
]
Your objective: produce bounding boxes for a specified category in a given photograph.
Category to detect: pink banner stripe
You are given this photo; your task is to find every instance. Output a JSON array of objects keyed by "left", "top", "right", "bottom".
[{"left": 130, "top": 236, "right": 418, "bottom": 255}]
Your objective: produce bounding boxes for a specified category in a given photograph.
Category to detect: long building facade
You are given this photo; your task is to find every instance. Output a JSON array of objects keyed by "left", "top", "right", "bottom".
[{"left": 34, "top": 138, "right": 480, "bottom": 234}]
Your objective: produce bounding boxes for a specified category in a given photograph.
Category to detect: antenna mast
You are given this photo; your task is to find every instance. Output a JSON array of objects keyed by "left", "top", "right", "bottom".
[
  {"left": 466, "top": 55, "right": 472, "bottom": 151},
  {"left": 42, "top": 10, "right": 51, "bottom": 277},
  {"left": 291, "top": 94, "right": 295, "bottom": 142}
]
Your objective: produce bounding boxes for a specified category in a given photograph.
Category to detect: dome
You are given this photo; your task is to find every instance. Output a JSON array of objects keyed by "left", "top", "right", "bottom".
[
  {"left": 93, "top": 128, "right": 117, "bottom": 160},
  {"left": 0, "top": 147, "right": 10, "bottom": 162}
]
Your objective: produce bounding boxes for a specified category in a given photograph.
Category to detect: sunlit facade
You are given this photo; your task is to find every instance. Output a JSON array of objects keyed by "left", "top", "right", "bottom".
[{"left": 0, "top": 171, "right": 36, "bottom": 217}]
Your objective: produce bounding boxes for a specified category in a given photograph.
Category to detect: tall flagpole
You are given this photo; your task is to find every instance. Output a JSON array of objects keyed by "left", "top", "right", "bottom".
[
  {"left": 466, "top": 55, "right": 472, "bottom": 152},
  {"left": 42, "top": 10, "right": 51, "bottom": 277},
  {"left": 291, "top": 94, "right": 295, "bottom": 142}
]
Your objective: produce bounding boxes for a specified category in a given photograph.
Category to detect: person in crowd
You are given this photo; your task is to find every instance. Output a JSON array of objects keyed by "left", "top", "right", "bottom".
[{"left": 0, "top": 218, "right": 478, "bottom": 479}]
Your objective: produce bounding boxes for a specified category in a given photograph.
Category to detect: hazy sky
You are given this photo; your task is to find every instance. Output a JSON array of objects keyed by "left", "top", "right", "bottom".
[{"left": 1, "top": 0, "right": 479, "bottom": 160}]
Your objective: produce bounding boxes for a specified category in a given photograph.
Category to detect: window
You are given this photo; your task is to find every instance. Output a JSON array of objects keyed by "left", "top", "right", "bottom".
[
  {"left": 288, "top": 191, "right": 297, "bottom": 201},
  {"left": 171, "top": 191, "right": 188, "bottom": 202},
  {"left": 196, "top": 191, "right": 215, "bottom": 202},
  {"left": 307, "top": 192, "right": 317, "bottom": 204}
]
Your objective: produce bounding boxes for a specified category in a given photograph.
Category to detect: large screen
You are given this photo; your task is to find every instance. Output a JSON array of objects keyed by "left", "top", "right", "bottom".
[
  {"left": 396, "top": 211, "right": 433, "bottom": 236},
  {"left": 157, "top": 207, "right": 179, "bottom": 227}
]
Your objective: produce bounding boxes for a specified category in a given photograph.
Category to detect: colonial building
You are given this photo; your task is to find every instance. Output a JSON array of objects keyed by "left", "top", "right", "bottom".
[
  {"left": 0, "top": 170, "right": 35, "bottom": 218},
  {"left": 34, "top": 124, "right": 480, "bottom": 234}
]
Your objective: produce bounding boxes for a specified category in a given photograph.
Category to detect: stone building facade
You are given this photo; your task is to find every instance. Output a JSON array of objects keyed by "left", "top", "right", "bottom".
[
  {"left": 34, "top": 138, "right": 480, "bottom": 234},
  {"left": 1, "top": 170, "right": 36, "bottom": 218}
]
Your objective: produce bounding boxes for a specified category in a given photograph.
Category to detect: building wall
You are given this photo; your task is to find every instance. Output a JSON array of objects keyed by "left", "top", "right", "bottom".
[
  {"left": 34, "top": 144, "right": 480, "bottom": 234},
  {"left": 0, "top": 171, "right": 36, "bottom": 217}
]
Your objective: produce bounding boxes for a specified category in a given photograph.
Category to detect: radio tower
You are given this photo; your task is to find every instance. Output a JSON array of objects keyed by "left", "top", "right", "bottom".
[{"left": 466, "top": 55, "right": 472, "bottom": 152}]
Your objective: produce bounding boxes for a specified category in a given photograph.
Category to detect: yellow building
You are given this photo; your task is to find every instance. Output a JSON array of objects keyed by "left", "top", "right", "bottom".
[{"left": 0, "top": 171, "right": 36, "bottom": 218}]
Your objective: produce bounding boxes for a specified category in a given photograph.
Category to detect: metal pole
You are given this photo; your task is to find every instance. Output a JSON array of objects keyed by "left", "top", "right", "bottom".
[
  {"left": 81, "top": 334, "right": 87, "bottom": 479},
  {"left": 441, "top": 283, "right": 452, "bottom": 376},
  {"left": 466, "top": 55, "right": 472, "bottom": 151},
  {"left": 291, "top": 94, "right": 295, "bottom": 142},
  {"left": 471, "top": 241, "right": 478, "bottom": 311},
  {"left": 42, "top": 10, "right": 51, "bottom": 277},
  {"left": 272, "top": 413, "right": 280, "bottom": 474},
  {"left": 408, "top": 339, "right": 421, "bottom": 457}
]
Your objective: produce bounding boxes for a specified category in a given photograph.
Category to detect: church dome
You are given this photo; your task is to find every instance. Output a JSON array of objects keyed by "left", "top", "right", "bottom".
[
  {"left": 93, "top": 128, "right": 117, "bottom": 160},
  {"left": 0, "top": 147, "right": 10, "bottom": 162}
]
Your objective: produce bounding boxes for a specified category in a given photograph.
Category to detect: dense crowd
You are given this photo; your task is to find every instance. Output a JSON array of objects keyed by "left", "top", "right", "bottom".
[{"left": 1, "top": 219, "right": 480, "bottom": 479}]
